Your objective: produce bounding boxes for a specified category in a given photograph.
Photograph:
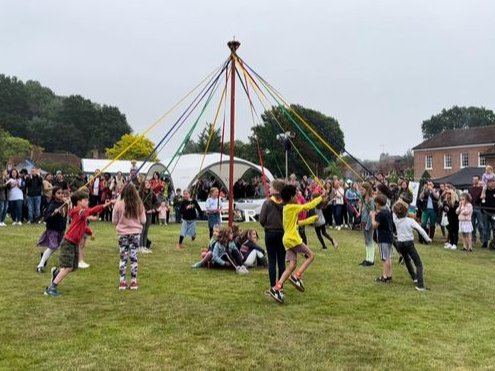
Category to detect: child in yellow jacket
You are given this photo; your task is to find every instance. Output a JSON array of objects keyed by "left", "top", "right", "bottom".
[{"left": 268, "top": 184, "right": 324, "bottom": 304}]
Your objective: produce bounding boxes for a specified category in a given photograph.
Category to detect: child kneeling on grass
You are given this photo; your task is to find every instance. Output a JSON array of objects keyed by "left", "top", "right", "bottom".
[
  {"left": 370, "top": 194, "right": 394, "bottom": 283},
  {"left": 45, "top": 191, "right": 113, "bottom": 297},
  {"left": 268, "top": 185, "right": 323, "bottom": 304},
  {"left": 392, "top": 200, "right": 431, "bottom": 291},
  {"left": 112, "top": 184, "right": 146, "bottom": 290}
]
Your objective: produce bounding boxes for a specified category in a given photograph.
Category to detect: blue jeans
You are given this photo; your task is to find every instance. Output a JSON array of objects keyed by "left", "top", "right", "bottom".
[
  {"left": 0, "top": 200, "right": 8, "bottom": 222},
  {"left": 27, "top": 195, "right": 41, "bottom": 222},
  {"left": 8, "top": 199, "right": 23, "bottom": 222},
  {"left": 481, "top": 213, "right": 495, "bottom": 244},
  {"left": 471, "top": 207, "right": 484, "bottom": 242},
  {"left": 333, "top": 205, "right": 343, "bottom": 226}
]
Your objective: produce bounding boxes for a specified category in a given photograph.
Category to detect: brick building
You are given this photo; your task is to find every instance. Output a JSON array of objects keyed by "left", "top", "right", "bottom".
[{"left": 412, "top": 126, "right": 495, "bottom": 181}]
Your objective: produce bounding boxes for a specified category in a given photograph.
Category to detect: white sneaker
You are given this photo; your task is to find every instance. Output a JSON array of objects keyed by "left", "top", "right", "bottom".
[
  {"left": 241, "top": 265, "right": 249, "bottom": 274},
  {"left": 444, "top": 243, "right": 452, "bottom": 249},
  {"left": 141, "top": 248, "right": 152, "bottom": 254},
  {"left": 78, "top": 261, "right": 90, "bottom": 268},
  {"left": 336, "top": 226, "right": 341, "bottom": 231},
  {"left": 0, "top": 222, "right": 5, "bottom": 227},
  {"left": 236, "top": 266, "right": 247, "bottom": 275},
  {"left": 17, "top": 221, "right": 22, "bottom": 226},
  {"left": 450, "top": 244, "right": 457, "bottom": 250}
]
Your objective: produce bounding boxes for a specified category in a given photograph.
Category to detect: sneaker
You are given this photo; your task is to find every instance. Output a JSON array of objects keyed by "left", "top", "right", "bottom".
[
  {"left": 268, "top": 287, "right": 284, "bottom": 303},
  {"left": 336, "top": 226, "right": 341, "bottom": 231},
  {"left": 17, "top": 221, "right": 22, "bottom": 226},
  {"left": 413, "top": 279, "right": 418, "bottom": 284},
  {"left": 363, "top": 261, "right": 374, "bottom": 267},
  {"left": 241, "top": 265, "right": 249, "bottom": 274},
  {"left": 191, "top": 262, "right": 203, "bottom": 268},
  {"left": 444, "top": 243, "right": 452, "bottom": 249},
  {"left": 375, "top": 276, "right": 392, "bottom": 283},
  {"left": 332, "top": 240, "right": 339, "bottom": 249},
  {"left": 129, "top": 281, "right": 138, "bottom": 290},
  {"left": 44, "top": 285, "right": 61, "bottom": 297},
  {"left": 36, "top": 267, "right": 45, "bottom": 274},
  {"left": 236, "top": 266, "right": 248, "bottom": 275},
  {"left": 0, "top": 222, "right": 5, "bottom": 227},
  {"left": 450, "top": 244, "right": 457, "bottom": 250},
  {"left": 27, "top": 221, "right": 32, "bottom": 225},
  {"left": 358, "top": 260, "right": 367, "bottom": 266},
  {"left": 322, "top": 247, "right": 328, "bottom": 251},
  {"left": 119, "top": 281, "right": 128, "bottom": 290},
  {"left": 415, "top": 286, "right": 431, "bottom": 292},
  {"left": 289, "top": 275, "right": 305, "bottom": 292},
  {"left": 78, "top": 261, "right": 90, "bottom": 269},
  {"left": 142, "top": 248, "right": 152, "bottom": 254},
  {"left": 50, "top": 267, "right": 59, "bottom": 285},
  {"left": 280, "top": 289, "right": 285, "bottom": 301},
  {"left": 482, "top": 242, "right": 488, "bottom": 248}
]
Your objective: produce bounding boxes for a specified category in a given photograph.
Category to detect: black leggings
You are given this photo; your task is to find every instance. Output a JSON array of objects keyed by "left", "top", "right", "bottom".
[
  {"left": 265, "top": 230, "right": 286, "bottom": 287},
  {"left": 314, "top": 225, "right": 334, "bottom": 249},
  {"left": 448, "top": 220, "right": 459, "bottom": 246}
]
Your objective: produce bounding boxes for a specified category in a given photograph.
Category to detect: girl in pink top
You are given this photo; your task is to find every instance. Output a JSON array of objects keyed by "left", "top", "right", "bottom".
[
  {"left": 112, "top": 184, "right": 146, "bottom": 290},
  {"left": 456, "top": 193, "right": 473, "bottom": 251}
]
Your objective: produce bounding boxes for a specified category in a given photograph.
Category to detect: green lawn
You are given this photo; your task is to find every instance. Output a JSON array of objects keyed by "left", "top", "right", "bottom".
[{"left": 1, "top": 220, "right": 494, "bottom": 369}]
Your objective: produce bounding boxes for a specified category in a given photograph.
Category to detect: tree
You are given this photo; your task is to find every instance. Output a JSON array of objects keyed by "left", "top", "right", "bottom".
[
  {"left": 249, "top": 104, "right": 345, "bottom": 177},
  {"left": 0, "top": 127, "right": 33, "bottom": 165},
  {"left": 105, "top": 134, "right": 158, "bottom": 161},
  {"left": 196, "top": 122, "right": 222, "bottom": 153},
  {"left": 0, "top": 75, "right": 132, "bottom": 157},
  {"left": 421, "top": 106, "right": 495, "bottom": 139}
]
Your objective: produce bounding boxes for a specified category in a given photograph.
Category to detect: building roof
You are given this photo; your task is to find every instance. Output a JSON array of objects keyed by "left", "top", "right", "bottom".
[
  {"left": 413, "top": 126, "right": 495, "bottom": 150},
  {"left": 482, "top": 144, "right": 495, "bottom": 156},
  {"left": 31, "top": 151, "right": 81, "bottom": 168},
  {"left": 433, "top": 167, "right": 483, "bottom": 189}
]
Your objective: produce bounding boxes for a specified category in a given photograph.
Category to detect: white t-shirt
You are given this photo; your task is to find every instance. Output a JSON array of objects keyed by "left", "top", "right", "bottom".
[{"left": 7, "top": 179, "right": 24, "bottom": 201}]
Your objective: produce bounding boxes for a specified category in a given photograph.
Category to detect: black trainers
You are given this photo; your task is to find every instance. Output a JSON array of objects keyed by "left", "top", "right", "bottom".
[
  {"left": 375, "top": 276, "right": 392, "bottom": 283},
  {"left": 268, "top": 288, "right": 284, "bottom": 303},
  {"left": 36, "top": 267, "right": 45, "bottom": 274},
  {"left": 289, "top": 275, "right": 305, "bottom": 292},
  {"left": 50, "top": 267, "right": 59, "bottom": 285},
  {"left": 482, "top": 242, "right": 488, "bottom": 248},
  {"left": 44, "top": 285, "right": 61, "bottom": 297},
  {"left": 358, "top": 260, "right": 367, "bottom": 266},
  {"left": 363, "top": 261, "right": 374, "bottom": 267}
]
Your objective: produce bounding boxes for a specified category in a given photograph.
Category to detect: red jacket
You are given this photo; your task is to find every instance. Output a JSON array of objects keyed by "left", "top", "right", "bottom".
[{"left": 64, "top": 205, "right": 104, "bottom": 245}]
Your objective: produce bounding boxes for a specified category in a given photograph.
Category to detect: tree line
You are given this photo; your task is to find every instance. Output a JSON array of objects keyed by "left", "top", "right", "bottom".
[{"left": 0, "top": 75, "right": 132, "bottom": 159}]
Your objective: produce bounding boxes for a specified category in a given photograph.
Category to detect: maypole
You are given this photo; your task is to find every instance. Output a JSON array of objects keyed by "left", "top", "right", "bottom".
[{"left": 227, "top": 40, "right": 240, "bottom": 227}]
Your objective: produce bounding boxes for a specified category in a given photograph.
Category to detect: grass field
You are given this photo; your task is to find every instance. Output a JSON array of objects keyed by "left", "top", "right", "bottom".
[{"left": 1, "top": 220, "right": 495, "bottom": 370}]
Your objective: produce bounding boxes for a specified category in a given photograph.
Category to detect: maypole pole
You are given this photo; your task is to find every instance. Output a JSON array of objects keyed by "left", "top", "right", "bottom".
[{"left": 227, "top": 39, "right": 240, "bottom": 227}]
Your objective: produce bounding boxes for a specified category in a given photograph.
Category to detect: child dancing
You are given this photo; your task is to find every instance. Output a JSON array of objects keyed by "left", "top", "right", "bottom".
[
  {"left": 268, "top": 185, "right": 323, "bottom": 304},
  {"left": 113, "top": 184, "right": 146, "bottom": 290},
  {"left": 44, "top": 191, "right": 113, "bottom": 297}
]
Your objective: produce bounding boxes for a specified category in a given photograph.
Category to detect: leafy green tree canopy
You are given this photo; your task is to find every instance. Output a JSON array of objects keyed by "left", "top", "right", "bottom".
[
  {"left": 422, "top": 106, "right": 495, "bottom": 139},
  {"left": 0, "top": 74, "right": 132, "bottom": 157},
  {"left": 106, "top": 134, "right": 158, "bottom": 162}
]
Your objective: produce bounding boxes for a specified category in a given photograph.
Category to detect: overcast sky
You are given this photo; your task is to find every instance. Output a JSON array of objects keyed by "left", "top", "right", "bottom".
[{"left": 1, "top": 0, "right": 494, "bottom": 163}]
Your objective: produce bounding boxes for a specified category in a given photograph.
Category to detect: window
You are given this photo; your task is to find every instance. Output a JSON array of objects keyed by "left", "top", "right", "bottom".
[
  {"left": 444, "top": 154, "right": 452, "bottom": 169},
  {"left": 478, "top": 152, "right": 486, "bottom": 167},
  {"left": 460, "top": 153, "right": 469, "bottom": 168},
  {"left": 425, "top": 155, "right": 433, "bottom": 170}
]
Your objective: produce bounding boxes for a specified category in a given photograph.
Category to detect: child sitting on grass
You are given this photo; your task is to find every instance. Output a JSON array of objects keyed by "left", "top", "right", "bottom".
[
  {"left": 392, "top": 200, "right": 431, "bottom": 291},
  {"left": 44, "top": 191, "right": 113, "bottom": 297},
  {"left": 239, "top": 229, "right": 267, "bottom": 267},
  {"left": 268, "top": 185, "right": 323, "bottom": 304},
  {"left": 191, "top": 224, "right": 220, "bottom": 268},
  {"left": 371, "top": 194, "right": 394, "bottom": 283},
  {"left": 211, "top": 225, "right": 249, "bottom": 275}
]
